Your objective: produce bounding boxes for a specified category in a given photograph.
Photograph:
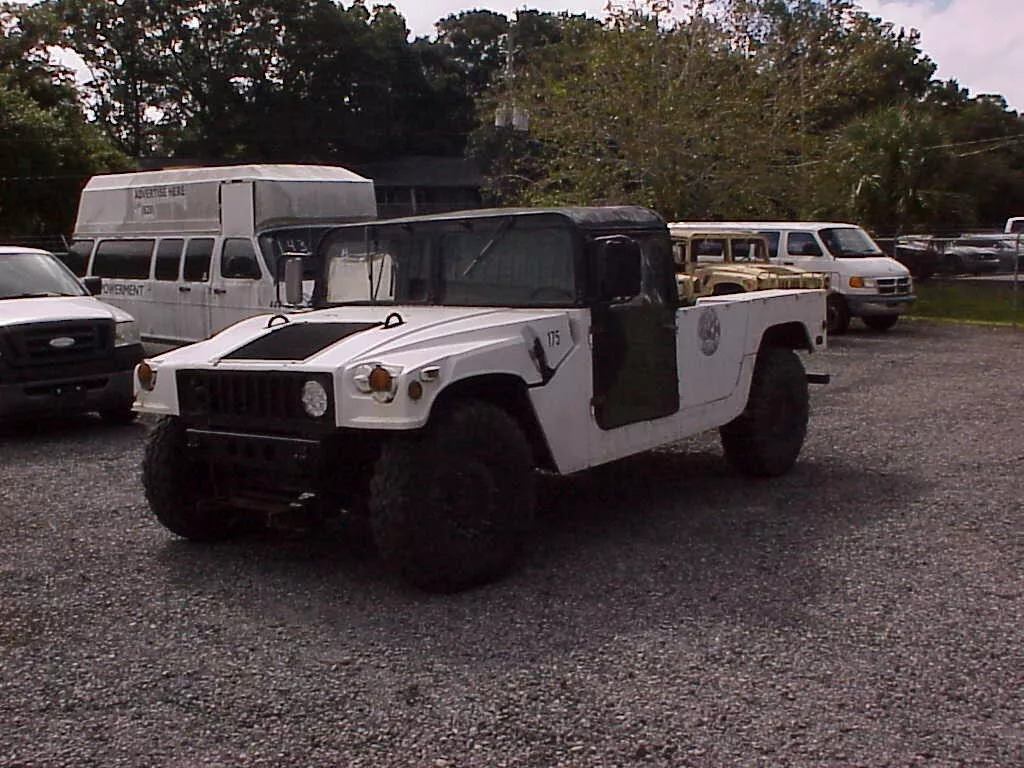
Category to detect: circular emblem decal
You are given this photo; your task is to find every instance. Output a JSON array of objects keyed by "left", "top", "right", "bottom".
[{"left": 698, "top": 307, "right": 721, "bottom": 356}]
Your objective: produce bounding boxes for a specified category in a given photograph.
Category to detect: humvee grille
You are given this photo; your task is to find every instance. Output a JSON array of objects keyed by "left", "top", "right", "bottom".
[{"left": 176, "top": 370, "right": 333, "bottom": 428}]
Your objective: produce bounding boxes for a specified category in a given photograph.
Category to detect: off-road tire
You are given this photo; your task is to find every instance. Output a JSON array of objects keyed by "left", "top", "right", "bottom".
[
  {"left": 369, "top": 400, "right": 536, "bottom": 592},
  {"left": 142, "top": 417, "right": 235, "bottom": 541},
  {"left": 862, "top": 314, "right": 898, "bottom": 332},
  {"left": 720, "top": 347, "right": 809, "bottom": 477},
  {"left": 826, "top": 294, "right": 850, "bottom": 335}
]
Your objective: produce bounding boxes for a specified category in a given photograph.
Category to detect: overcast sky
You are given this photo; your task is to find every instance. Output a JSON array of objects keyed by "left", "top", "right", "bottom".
[{"left": 395, "top": 0, "right": 1024, "bottom": 111}]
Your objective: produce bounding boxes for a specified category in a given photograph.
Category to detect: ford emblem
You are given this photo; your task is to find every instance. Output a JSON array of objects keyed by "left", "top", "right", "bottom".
[{"left": 49, "top": 336, "right": 76, "bottom": 349}]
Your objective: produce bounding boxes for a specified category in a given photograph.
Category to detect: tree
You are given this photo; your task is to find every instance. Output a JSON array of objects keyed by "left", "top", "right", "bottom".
[
  {"left": 477, "top": 2, "right": 802, "bottom": 218},
  {"left": 811, "top": 105, "right": 957, "bottom": 233},
  {"left": 0, "top": 3, "right": 128, "bottom": 236},
  {"left": 45, "top": 0, "right": 440, "bottom": 162}
]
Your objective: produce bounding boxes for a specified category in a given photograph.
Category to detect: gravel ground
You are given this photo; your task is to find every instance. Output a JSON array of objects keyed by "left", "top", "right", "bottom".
[{"left": 1, "top": 320, "right": 1021, "bottom": 767}]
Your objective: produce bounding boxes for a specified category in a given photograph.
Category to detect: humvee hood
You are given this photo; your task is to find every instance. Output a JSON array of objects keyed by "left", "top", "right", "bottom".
[{"left": 209, "top": 306, "right": 561, "bottom": 365}]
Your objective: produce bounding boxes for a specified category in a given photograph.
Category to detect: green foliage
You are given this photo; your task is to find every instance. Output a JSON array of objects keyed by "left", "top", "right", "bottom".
[
  {"left": 3, "top": 0, "right": 1024, "bottom": 240},
  {"left": 43, "top": 0, "right": 453, "bottom": 161},
  {"left": 474, "top": 0, "right": 1024, "bottom": 236},
  {"left": 0, "top": 3, "right": 128, "bottom": 236},
  {"left": 812, "top": 106, "right": 958, "bottom": 232}
]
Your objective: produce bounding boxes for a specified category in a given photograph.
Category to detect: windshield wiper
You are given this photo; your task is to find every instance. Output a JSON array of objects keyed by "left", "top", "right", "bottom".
[{"left": 462, "top": 218, "right": 513, "bottom": 277}]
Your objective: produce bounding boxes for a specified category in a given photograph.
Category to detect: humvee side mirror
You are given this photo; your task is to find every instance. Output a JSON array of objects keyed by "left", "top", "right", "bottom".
[
  {"left": 283, "top": 256, "right": 304, "bottom": 306},
  {"left": 592, "top": 235, "right": 642, "bottom": 303}
]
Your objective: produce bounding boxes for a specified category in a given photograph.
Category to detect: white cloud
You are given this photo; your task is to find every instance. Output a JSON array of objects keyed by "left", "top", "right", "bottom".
[{"left": 858, "top": 0, "right": 1024, "bottom": 109}]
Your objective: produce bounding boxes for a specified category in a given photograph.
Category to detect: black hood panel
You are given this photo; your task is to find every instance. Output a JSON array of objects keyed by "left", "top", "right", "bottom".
[{"left": 222, "top": 321, "right": 380, "bottom": 361}]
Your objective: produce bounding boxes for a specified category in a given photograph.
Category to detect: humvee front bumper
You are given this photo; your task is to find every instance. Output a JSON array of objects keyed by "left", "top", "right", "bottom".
[{"left": 185, "top": 428, "right": 322, "bottom": 477}]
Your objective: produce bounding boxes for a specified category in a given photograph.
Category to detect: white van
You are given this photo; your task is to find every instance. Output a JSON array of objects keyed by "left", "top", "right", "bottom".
[
  {"left": 671, "top": 221, "right": 914, "bottom": 333},
  {"left": 1005, "top": 217, "right": 1024, "bottom": 235},
  {"left": 71, "top": 164, "right": 377, "bottom": 347}
]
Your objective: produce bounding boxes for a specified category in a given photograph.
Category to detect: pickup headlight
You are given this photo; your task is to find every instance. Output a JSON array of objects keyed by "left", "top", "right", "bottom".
[{"left": 115, "top": 320, "right": 140, "bottom": 346}]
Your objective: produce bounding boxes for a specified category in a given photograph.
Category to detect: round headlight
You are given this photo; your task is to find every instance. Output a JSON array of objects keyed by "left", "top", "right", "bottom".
[{"left": 300, "top": 380, "right": 329, "bottom": 418}]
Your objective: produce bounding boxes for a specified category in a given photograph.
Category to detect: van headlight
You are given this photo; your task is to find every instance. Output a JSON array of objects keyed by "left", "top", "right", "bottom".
[
  {"left": 848, "top": 276, "right": 877, "bottom": 289},
  {"left": 300, "top": 379, "right": 330, "bottom": 418},
  {"left": 115, "top": 320, "right": 140, "bottom": 346}
]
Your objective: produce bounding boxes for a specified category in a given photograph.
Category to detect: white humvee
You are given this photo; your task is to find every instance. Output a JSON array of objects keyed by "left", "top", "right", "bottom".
[{"left": 134, "top": 207, "right": 827, "bottom": 591}]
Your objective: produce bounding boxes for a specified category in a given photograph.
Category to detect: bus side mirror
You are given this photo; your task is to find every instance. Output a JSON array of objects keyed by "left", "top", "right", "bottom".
[
  {"left": 592, "top": 236, "right": 642, "bottom": 303},
  {"left": 284, "top": 257, "right": 304, "bottom": 306}
]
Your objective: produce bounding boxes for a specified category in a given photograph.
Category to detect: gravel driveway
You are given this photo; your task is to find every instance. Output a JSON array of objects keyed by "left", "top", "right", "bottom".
[{"left": 1, "top": 320, "right": 1021, "bottom": 767}]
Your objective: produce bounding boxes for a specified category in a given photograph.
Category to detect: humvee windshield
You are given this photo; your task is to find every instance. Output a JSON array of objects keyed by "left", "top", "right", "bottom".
[{"left": 316, "top": 216, "right": 578, "bottom": 307}]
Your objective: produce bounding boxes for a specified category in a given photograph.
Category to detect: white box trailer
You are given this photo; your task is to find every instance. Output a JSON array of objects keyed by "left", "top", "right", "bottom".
[{"left": 71, "top": 164, "right": 377, "bottom": 347}]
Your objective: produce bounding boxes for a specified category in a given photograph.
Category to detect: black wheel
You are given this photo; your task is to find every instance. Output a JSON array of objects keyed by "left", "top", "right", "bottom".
[
  {"left": 945, "top": 254, "right": 964, "bottom": 274},
  {"left": 826, "top": 294, "right": 849, "bottom": 335},
  {"left": 142, "top": 417, "right": 236, "bottom": 541},
  {"left": 369, "top": 400, "right": 536, "bottom": 592},
  {"left": 99, "top": 404, "right": 137, "bottom": 425},
  {"left": 720, "top": 347, "right": 809, "bottom": 477},
  {"left": 862, "top": 314, "right": 898, "bottom": 332}
]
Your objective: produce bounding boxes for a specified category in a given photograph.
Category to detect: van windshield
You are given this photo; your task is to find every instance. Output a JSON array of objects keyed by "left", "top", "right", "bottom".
[
  {"left": 0, "top": 251, "right": 88, "bottom": 299},
  {"left": 820, "top": 227, "right": 883, "bottom": 258}
]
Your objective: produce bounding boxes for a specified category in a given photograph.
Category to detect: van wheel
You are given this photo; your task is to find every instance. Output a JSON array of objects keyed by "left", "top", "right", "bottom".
[
  {"left": 863, "top": 314, "right": 898, "bottom": 332},
  {"left": 369, "top": 400, "right": 536, "bottom": 592},
  {"left": 142, "top": 417, "right": 235, "bottom": 541},
  {"left": 720, "top": 347, "right": 809, "bottom": 477},
  {"left": 826, "top": 294, "right": 849, "bottom": 335}
]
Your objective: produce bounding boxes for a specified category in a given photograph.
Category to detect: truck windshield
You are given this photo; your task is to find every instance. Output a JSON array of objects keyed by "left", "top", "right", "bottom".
[
  {"left": 317, "top": 218, "right": 578, "bottom": 307},
  {"left": 0, "top": 251, "right": 88, "bottom": 299},
  {"left": 820, "top": 227, "right": 883, "bottom": 258}
]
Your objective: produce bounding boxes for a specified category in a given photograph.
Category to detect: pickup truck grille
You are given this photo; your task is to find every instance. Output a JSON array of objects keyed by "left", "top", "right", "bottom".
[
  {"left": 176, "top": 370, "right": 334, "bottom": 429},
  {"left": 877, "top": 277, "right": 912, "bottom": 295},
  {"left": 0, "top": 320, "right": 115, "bottom": 384}
]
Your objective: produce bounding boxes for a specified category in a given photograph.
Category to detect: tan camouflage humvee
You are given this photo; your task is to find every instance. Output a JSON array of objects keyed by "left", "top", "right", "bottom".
[{"left": 669, "top": 226, "right": 829, "bottom": 303}]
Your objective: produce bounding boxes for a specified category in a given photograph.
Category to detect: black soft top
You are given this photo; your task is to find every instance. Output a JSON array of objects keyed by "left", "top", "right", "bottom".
[{"left": 361, "top": 205, "right": 667, "bottom": 234}]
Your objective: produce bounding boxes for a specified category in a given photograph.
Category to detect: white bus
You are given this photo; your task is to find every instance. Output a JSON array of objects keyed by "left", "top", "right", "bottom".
[{"left": 71, "top": 164, "right": 377, "bottom": 347}]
